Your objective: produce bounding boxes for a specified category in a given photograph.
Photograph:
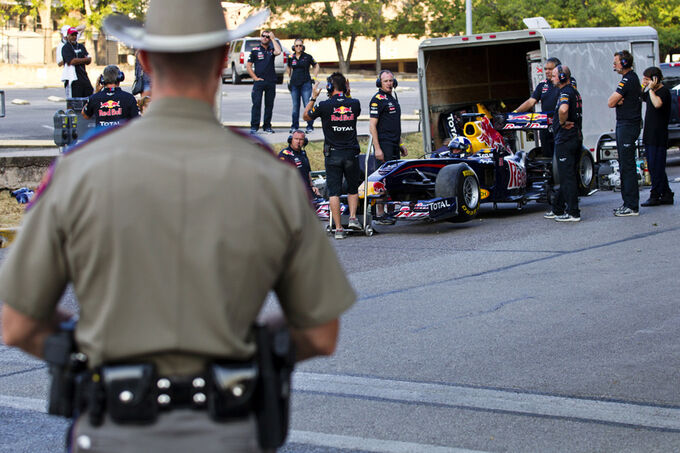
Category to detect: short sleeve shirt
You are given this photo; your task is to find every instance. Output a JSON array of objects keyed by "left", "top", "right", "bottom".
[
  {"left": 554, "top": 84, "right": 583, "bottom": 144},
  {"left": 278, "top": 146, "right": 312, "bottom": 189},
  {"left": 61, "top": 42, "right": 90, "bottom": 84},
  {"left": 308, "top": 94, "right": 361, "bottom": 152},
  {"left": 369, "top": 89, "right": 401, "bottom": 145},
  {"left": 615, "top": 71, "right": 642, "bottom": 123},
  {"left": 641, "top": 86, "right": 671, "bottom": 146},
  {"left": 248, "top": 44, "right": 277, "bottom": 83},
  {"left": 0, "top": 98, "right": 355, "bottom": 376},
  {"left": 288, "top": 53, "right": 316, "bottom": 86},
  {"left": 531, "top": 79, "right": 560, "bottom": 114},
  {"left": 84, "top": 87, "right": 140, "bottom": 128}
]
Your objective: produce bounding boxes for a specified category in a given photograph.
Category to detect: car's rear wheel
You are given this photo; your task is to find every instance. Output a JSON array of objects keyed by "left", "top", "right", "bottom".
[
  {"left": 577, "top": 147, "right": 596, "bottom": 195},
  {"left": 435, "top": 163, "right": 480, "bottom": 222},
  {"left": 276, "top": 75, "right": 284, "bottom": 85},
  {"left": 232, "top": 64, "right": 242, "bottom": 85}
]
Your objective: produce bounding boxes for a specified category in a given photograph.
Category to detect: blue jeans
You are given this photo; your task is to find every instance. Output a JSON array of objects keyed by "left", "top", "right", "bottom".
[
  {"left": 250, "top": 80, "right": 276, "bottom": 130},
  {"left": 290, "top": 81, "right": 314, "bottom": 130},
  {"left": 616, "top": 123, "right": 641, "bottom": 209}
]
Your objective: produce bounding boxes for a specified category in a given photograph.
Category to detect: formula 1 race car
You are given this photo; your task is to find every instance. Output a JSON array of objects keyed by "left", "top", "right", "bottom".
[{"left": 315, "top": 111, "right": 596, "bottom": 227}]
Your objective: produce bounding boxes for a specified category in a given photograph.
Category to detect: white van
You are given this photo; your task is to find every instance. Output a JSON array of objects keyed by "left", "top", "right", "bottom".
[{"left": 222, "top": 38, "right": 288, "bottom": 84}]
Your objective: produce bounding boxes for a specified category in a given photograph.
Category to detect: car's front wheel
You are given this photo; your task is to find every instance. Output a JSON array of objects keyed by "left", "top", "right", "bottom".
[
  {"left": 232, "top": 64, "right": 242, "bottom": 85},
  {"left": 435, "top": 163, "right": 480, "bottom": 222}
]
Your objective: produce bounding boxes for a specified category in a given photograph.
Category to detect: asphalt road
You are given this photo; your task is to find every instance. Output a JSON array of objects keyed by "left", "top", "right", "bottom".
[
  {"left": 1, "top": 158, "right": 680, "bottom": 451},
  {"left": 0, "top": 81, "right": 422, "bottom": 146}
]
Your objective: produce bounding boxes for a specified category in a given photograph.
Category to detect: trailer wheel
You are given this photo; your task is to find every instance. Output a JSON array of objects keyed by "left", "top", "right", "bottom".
[
  {"left": 435, "top": 163, "right": 480, "bottom": 223},
  {"left": 577, "top": 147, "right": 596, "bottom": 195}
]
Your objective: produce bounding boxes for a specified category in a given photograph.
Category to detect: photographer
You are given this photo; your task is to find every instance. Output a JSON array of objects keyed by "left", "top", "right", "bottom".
[{"left": 82, "top": 65, "right": 139, "bottom": 128}]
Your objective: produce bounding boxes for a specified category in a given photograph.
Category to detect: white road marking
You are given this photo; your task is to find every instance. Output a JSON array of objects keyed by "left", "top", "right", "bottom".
[
  {"left": 293, "top": 372, "right": 680, "bottom": 431},
  {"left": 288, "top": 430, "right": 490, "bottom": 453},
  {"left": 0, "top": 394, "right": 45, "bottom": 413},
  {"left": 42, "top": 124, "right": 53, "bottom": 130}
]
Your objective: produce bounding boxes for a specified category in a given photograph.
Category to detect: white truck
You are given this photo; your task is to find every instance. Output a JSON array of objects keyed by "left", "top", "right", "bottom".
[{"left": 417, "top": 26, "right": 659, "bottom": 169}]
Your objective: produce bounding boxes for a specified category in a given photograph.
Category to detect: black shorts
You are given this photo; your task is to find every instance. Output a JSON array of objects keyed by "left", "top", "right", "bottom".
[
  {"left": 378, "top": 141, "right": 400, "bottom": 162},
  {"left": 325, "top": 149, "right": 361, "bottom": 197}
]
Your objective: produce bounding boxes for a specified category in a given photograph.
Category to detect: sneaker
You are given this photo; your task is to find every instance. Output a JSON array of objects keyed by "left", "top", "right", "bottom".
[
  {"left": 348, "top": 217, "right": 362, "bottom": 230},
  {"left": 554, "top": 213, "right": 581, "bottom": 222},
  {"left": 612, "top": 205, "right": 625, "bottom": 213},
  {"left": 374, "top": 216, "right": 396, "bottom": 225},
  {"left": 334, "top": 228, "right": 347, "bottom": 239},
  {"left": 614, "top": 207, "right": 639, "bottom": 217},
  {"left": 641, "top": 197, "right": 661, "bottom": 207},
  {"left": 543, "top": 211, "right": 557, "bottom": 219},
  {"left": 249, "top": 129, "right": 258, "bottom": 134},
  {"left": 263, "top": 128, "right": 275, "bottom": 134},
  {"left": 305, "top": 126, "right": 314, "bottom": 134},
  {"left": 289, "top": 127, "right": 296, "bottom": 134}
]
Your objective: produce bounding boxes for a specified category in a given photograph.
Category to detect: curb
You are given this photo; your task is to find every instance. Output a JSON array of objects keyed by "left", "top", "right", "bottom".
[{"left": 0, "top": 228, "right": 18, "bottom": 248}]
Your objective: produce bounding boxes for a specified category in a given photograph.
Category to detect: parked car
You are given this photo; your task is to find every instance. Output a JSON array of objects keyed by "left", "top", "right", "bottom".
[
  {"left": 222, "top": 38, "right": 288, "bottom": 84},
  {"left": 660, "top": 62, "right": 680, "bottom": 147}
]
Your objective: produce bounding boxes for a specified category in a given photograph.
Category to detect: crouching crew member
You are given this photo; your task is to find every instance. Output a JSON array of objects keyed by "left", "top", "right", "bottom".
[
  {"left": 279, "top": 129, "right": 321, "bottom": 197},
  {"left": 83, "top": 65, "right": 139, "bottom": 128},
  {"left": 0, "top": 2, "right": 356, "bottom": 452},
  {"left": 304, "top": 72, "right": 362, "bottom": 239},
  {"left": 546, "top": 65, "right": 583, "bottom": 222}
]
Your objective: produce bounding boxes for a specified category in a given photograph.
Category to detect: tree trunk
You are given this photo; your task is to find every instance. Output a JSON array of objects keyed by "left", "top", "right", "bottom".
[
  {"left": 376, "top": 34, "right": 382, "bottom": 73},
  {"left": 37, "top": 0, "right": 52, "bottom": 64},
  {"left": 334, "top": 37, "right": 348, "bottom": 74},
  {"left": 95, "top": 28, "right": 108, "bottom": 65}
]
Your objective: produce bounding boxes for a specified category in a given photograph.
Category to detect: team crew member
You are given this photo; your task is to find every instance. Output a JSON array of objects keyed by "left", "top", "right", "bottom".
[
  {"left": 545, "top": 65, "right": 583, "bottom": 222},
  {"left": 304, "top": 72, "right": 362, "bottom": 239},
  {"left": 640, "top": 66, "right": 674, "bottom": 206},
  {"left": 278, "top": 129, "right": 321, "bottom": 197},
  {"left": 247, "top": 29, "right": 281, "bottom": 134},
  {"left": 287, "top": 38, "right": 319, "bottom": 133},
  {"left": 0, "top": 2, "right": 355, "bottom": 452},
  {"left": 82, "top": 65, "right": 140, "bottom": 128},
  {"left": 514, "top": 57, "right": 563, "bottom": 159},
  {"left": 369, "top": 69, "right": 407, "bottom": 224},
  {"left": 61, "top": 27, "right": 94, "bottom": 97},
  {"left": 608, "top": 50, "right": 642, "bottom": 216}
]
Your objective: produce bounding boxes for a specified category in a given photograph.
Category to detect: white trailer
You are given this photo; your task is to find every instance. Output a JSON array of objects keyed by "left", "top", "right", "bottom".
[{"left": 417, "top": 26, "right": 659, "bottom": 162}]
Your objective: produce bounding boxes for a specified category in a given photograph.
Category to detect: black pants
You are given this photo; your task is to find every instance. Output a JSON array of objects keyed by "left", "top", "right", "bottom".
[
  {"left": 71, "top": 79, "right": 93, "bottom": 98},
  {"left": 552, "top": 137, "right": 580, "bottom": 217},
  {"left": 378, "top": 141, "right": 400, "bottom": 163},
  {"left": 645, "top": 144, "right": 671, "bottom": 198},
  {"left": 616, "top": 123, "right": 641, "bottom": 210},
  {"left": 250, "top": 80, "right": 276, "bottom": 131},
  {"left": 539, "top": 130, "right": 555, "bottom": 159}
]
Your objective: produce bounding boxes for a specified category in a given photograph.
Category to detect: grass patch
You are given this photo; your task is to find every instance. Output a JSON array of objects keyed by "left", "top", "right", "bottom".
[
  {"left": 0, "top": 190, "right": 26, "bottom": 228},
  {"left": 272, "top": 131, "right": 425, "bottom": 172}
]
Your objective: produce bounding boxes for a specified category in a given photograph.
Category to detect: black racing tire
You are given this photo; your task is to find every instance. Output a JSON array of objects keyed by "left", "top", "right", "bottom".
[
  {"left": 577, "top": 147, "right": 596, "bottom": 195},
  {"left": 434, "top": 163, "right": 481, "bottom": 223},
  {"left": 232, "top": 65, "right": 242, "bottom": 85}
]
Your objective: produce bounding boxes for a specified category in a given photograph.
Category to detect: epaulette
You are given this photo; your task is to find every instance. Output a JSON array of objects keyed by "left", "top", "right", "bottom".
[
  {"left": 228, "top": 126, "right": 275, "bottom": 156},
  {"left": 27, "top": 122, "right": 128, "bottom": 210}
]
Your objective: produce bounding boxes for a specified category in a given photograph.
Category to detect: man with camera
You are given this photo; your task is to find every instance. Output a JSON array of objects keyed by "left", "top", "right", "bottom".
[
  {"left": 247, "top": 29, "right": 281, "bottom": 134},
  {"left": 278, "top": 129, "right": 321, "bottom": 197},
  {"left": 0, "top": 2, "right": 355, "bottom": 452},
  {"left": 61, "top": 26, "right": 94, "bottom": 98},
  {"left": 304, "top": 72, "right": 362, "bottom": 239},
  {"left": 82, "top": 65, "right": 140, "bottom": 128}
]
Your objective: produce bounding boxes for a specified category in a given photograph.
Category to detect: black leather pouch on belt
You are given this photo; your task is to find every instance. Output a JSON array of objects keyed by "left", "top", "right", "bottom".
[
  {"left": 323, "top": 143, "right": 331, "bottom": 157},
  {"left": 207, "top": 361, "right": 258, "bottom": 420},
  {"left": 100, "top": 364, "right": 158, "bottom": 424}
]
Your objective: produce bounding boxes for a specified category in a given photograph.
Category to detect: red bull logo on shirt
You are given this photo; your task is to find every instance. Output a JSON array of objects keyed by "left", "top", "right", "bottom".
[
  {"left": 98, "top": 99, "right": 122, "bottom": 116},
  {"left": 331, "top": 105, "right": 354, "bottom": 121}
]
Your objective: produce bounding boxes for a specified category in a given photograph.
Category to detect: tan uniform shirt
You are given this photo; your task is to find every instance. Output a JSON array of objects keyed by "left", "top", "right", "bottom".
[{"left": 0, "top": 97, "right": 355, "bottom": 375}]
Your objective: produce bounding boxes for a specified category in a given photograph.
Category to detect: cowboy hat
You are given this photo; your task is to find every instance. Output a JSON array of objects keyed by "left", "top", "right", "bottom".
[{"left": 103, "top": 0, "right": 269, "bottom": 53}]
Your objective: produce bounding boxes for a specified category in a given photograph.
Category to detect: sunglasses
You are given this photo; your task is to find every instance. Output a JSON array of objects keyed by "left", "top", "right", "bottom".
[
  {"left": 294, "top": 44, "right": 303, "bottom": 47},
  {"left": 261, "top": 34, "right": 270, "bottom": 39}
]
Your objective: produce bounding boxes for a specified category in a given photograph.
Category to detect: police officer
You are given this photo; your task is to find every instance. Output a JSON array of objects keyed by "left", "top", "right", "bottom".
[
  {"left": 303, "top": 72, "right": 362, "bottom": 239},
  {"left": 0, "top": 2, "right": 355, "bottom": 452},
  {"left": 608, "top": 50, "right": 642, "bottom": 216},
  {"left": 82, "top": 65, "right": 140, "bottom": 128},
  {"left": 247, "top": 29, "right": 281, "bottom": 134},
  {"left": 278, "top": 129, "right": 321, "bottom": 197},
  {"left": 369, "top": 69, "right": 407, "bottom": 224},
  {"left": 545, "top": 65, "right": 583, "bottom": 222},
  {"left": 514, "top": 57, "right": 563, "bottom": 159}
]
